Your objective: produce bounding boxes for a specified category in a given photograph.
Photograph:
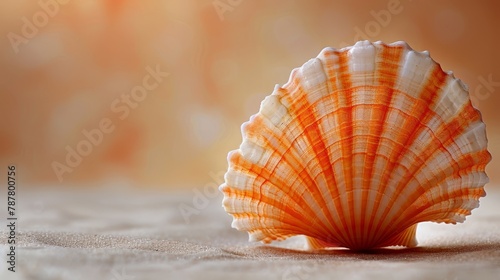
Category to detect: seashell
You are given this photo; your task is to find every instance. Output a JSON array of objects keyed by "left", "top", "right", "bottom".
[{"left": 219, "top": 40, "right": 491, "bottom": 250}]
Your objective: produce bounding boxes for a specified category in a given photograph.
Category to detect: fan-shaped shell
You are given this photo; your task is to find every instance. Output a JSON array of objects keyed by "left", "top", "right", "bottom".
[{"left": 219, "top": 40, "right": 491, "bottom": 250}]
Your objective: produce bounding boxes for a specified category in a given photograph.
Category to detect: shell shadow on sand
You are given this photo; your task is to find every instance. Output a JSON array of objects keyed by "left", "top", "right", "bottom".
[{"left": 240, "top": 242, "right": 500, "bottom": 262}]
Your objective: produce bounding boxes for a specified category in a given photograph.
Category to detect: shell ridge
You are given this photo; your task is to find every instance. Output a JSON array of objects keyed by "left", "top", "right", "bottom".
[
  {"left": 230, "top": 127, "right": 341, "bottom": 240},
  {"left": 282, "top": 65, "right": 353, "bottom": 245},
  {"left": 361, "top": 43, "right": 405, "bottom": 247},
  {"left": 315, "top": 47, "right": 357, "bottom": 246},
  {"left": 369, "top": 63, "right": 449, "bottom": 243},
  {"left": 294, "top": 53, "right": 370, "bottom": 245},
  {"left": 235, "top": 211, "right": 324, "bottom": 240},
  {"left": 305, "top": 236, "right": 340, "bottom": 250},
  {"left": 223, "top": 174, "right": 329, "bottom": 241},
  {"left": 272, "top": 75, "right": 353, "bottom": 244},
  {"left": 317, "top": 47, "right": 347, "bottom": 238},
  {"left": 386, "top": 41, "right": 412, "bottom": 51},
  {"left": 379, "top": 146, "right": 489, "bottom": 238},
  {"left": 226, "top": 116, "right": 338, "bottom": 241},
  {"left": 348, "top": 41, "right": 378, "bottom": 246},
  {"left": 334, "top": 49, "right": 357, "bottom": 247},
  {"left": 378, "top": 224, "right": 418, "bottom": 248},
  {"left": 379, "top": 91, "right": 489, "bottom": 232},
  {"left": 389, "top": 160, "right": 489, "bottom": 229},
  {"left": 313, "top": 50, "right": 359, "bottom": 246},
  {"left": 409, "top": 190, "right": 483, "bottom": 224},
  {"left": 384, "top": 154, "right": 487, "bottom": 234}
]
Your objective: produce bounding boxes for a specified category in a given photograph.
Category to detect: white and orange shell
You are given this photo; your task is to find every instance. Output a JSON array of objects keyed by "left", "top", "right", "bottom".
[{"left": 219, "top": 41, "right": 491, "bottom": 250}]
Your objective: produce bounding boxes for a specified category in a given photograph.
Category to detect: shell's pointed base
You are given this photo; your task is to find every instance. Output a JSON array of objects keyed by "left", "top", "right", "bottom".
[{"left": 304, "top": 224, "right": 418, "bottom": 251}]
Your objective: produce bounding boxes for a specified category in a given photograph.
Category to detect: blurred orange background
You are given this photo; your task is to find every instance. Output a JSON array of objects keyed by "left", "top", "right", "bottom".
[{"left": 1, "top": 0, "right": 499, "bottom": 188}]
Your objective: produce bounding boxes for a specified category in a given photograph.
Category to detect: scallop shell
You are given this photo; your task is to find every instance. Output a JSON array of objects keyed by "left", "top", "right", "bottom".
[{"left": 220, "top": 41, "right": 491, "bottom": 250}]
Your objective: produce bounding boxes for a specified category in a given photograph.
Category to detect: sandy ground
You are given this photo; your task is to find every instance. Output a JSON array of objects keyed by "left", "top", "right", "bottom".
[{"left": 0, "top": 185, "right": 499, "bottom": 280}]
